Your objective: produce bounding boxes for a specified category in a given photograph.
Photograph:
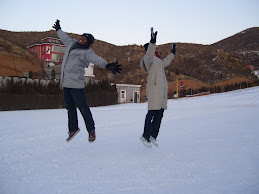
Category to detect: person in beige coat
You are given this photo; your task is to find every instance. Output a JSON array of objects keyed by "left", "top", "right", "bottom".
[{"left": 140, "top": 28, "right": 177, "bottom": 148}]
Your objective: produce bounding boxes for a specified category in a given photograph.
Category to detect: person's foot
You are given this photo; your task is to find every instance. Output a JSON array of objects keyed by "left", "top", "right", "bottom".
[
  {"left": 88, "top": 130, "right": 96, "bottom": 143},
  {"left": 66, "top": 129, "right": 80, "bottom": 142},
  {"left": 150, "top": 136, "right": 158, "bottom": 147},
  {"left": 140, "top": 136, "right": 152, "bottom": 148}
]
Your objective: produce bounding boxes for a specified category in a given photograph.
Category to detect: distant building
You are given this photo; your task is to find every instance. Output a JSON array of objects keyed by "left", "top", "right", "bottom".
[
  {"left": 27, "top": 37, "right": 66, "bottom": 68},
  {"left": 28, "top": 37, "right": 96, "bottom": 81},
  {"left": 84, "top": 63, "right": 95, "bottom": 84},
  {"left": 247, "top": 65, "right": 259, "bottom": 79},
  {"left": 84, "top": 63, "right": 95, "bottom": 77},
  {"left": 247, "top": 65, "right": 255, "bottom": 71},
  {"left": 253, "top": 70, "right": 259, "bottom": 79},
  {"left": 115, "top": 84, "right": 141, "bottom": 103}
]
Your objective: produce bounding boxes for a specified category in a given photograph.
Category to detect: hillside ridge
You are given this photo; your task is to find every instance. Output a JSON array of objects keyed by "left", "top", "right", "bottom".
[{"left": 0, "top": 27, "right": 258, "bottom": 91}]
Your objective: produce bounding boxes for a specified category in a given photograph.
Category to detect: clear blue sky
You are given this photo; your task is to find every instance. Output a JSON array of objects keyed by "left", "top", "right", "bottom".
[{"left": 0, "top": 0, "right": 258, "bottom": 46}]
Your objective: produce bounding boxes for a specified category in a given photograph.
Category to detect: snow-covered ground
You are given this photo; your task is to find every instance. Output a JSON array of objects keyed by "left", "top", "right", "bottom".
[{"left": 1, "top": 87, "right": 259, "bottom": 194}]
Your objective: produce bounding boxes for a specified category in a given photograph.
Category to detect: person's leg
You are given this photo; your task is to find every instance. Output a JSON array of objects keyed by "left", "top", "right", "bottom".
[
  {"left": 70, "top": 88, "right": 95, "bottom": 132},
  {"left": 151, "top": 109, "right": 164, "bottom": 139},
  {"left": 63, "top": 88, "right": 79, "bottom": 133},
  {"left": 143, "top": 110, "right": 156, "bottom": 140}
]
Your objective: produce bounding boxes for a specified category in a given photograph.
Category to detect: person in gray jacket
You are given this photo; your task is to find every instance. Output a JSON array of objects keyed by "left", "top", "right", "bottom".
[
  {"left": 53, "top": 20, "right": 121, "bottom": 143},
  {"left": 140, "top": 28, "right": 176, "bottom": 148}
]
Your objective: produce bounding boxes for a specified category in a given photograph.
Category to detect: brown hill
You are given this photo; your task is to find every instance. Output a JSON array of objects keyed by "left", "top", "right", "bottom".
[
  {"left": 212, "top": 27, "right": 259, "bottom": 69},
  {"left": 0, "top": 28, "right": 258, "bottom": 90},
  {"left": 213, "top": 27, "right": 259, "bottom": 52},
  {"left": 0, "top": 36, "right": 42, "bottom": 77}
]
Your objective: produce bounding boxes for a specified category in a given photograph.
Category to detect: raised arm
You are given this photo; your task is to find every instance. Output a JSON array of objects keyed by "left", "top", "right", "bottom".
[
  {"left": 162, "top": 43, "right": 177, "bottom": 68},
  {"left": 53, "top": 19, "right": 73, "bottom": 46},
  {"left": 143, "top": 27, "right": 158, "bottom": 71},
  {"left": 86, "top": 49, "right": 122, "bottom": 74}
]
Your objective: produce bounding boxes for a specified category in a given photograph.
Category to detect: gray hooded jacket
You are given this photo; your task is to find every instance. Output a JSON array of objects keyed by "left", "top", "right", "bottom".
[{"left": 57, "top": 29, "right": 108, "bottom": 88}]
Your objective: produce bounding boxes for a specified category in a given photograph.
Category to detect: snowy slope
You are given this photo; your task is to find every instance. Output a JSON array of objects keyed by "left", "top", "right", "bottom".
[{"left": 0, "top": 87, "right": 259, "bottom": 194}]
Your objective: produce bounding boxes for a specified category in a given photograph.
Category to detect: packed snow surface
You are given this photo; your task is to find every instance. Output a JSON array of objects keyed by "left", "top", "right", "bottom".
[{"left": 1, "top": 87, "right": 259, "bottom": 193}]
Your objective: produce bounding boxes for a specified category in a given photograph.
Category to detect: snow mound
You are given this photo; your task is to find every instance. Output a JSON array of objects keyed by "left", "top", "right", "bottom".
[{"left": 1, "top": 87, "right": 259, "bottom": 193}]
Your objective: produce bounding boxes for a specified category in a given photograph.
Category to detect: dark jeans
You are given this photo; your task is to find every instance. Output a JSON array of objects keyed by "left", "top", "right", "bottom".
[
  {"left": 143, "top": 109, "right": 164, "bottom": 140},
  {"left": 63, "top": 88, "right": 95, "bottom": 133}
]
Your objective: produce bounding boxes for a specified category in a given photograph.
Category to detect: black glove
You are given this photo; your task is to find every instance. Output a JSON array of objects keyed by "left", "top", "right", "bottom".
[
  {"left": 150, "top": 27, "right": 158, "bottom": 44},
  {"left": 53, "top": 19, "right": 61, "bottom": 31},
  {"left": 172, "top": 43, "right": 177, "bottom": 55},
  {"left": 105, "top": 61, "right": 122, "bottom": 74}
]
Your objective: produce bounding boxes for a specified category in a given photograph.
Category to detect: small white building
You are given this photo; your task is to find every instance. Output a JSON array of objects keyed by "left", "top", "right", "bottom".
[
  {"left": 253, "top": 70, "right": 259, "bottom": 79},
  {"left": 84, "top": 63, "right": 95, "bottom": 84},
  {"left": 115, "top": 84, "right": 141, "bottom": 103},
  {"left": 84, "top": 63, "right": 95, "bottom": 78},
  {"left": 83, "top": 64, "right": 141, "bottom": 103}
]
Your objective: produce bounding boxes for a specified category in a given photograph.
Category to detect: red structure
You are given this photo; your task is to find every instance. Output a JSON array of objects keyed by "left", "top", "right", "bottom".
[
  {"left": 247, "top": 65, "right": 254, "bottom": 71},
  {"left": 27, "top": 37, "right": 66, "bottom": 67}
]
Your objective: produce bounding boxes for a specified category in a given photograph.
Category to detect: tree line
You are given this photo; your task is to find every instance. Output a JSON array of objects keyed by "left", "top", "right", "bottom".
[
  {"left": 0, "top": 78, "right": 118, "bottom": 111},
  {"left": 169, "top": 80, "right": 259, "bottom": 98}
]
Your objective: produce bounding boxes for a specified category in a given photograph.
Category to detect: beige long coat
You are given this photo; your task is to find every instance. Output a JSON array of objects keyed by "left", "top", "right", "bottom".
[{"left": 140, "top": 43, "right": 175, "bottom": 110}]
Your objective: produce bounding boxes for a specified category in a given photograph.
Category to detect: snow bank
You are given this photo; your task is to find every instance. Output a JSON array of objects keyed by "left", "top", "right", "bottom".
[{"left": 0, "top": 87, "right": 259, "bottom": 193}]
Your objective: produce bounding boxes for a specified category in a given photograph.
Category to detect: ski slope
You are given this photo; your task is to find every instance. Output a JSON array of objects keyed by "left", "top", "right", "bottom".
[{"left": 1, "top": 87, "right": 259, "bottom": 194}]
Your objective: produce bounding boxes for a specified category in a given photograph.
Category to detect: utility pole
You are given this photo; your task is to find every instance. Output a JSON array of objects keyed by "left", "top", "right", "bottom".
[{"left": 176, "top": 77, "right": 179, "bottom": 99}]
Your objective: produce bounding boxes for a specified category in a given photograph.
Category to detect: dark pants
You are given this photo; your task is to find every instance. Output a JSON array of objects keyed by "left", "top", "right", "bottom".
[
  {"left": 63, "top": 88, "right": 95, "bottom": 133},
  {"left": 143, "top": 109, "right": 164, "bottom": 140}
]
